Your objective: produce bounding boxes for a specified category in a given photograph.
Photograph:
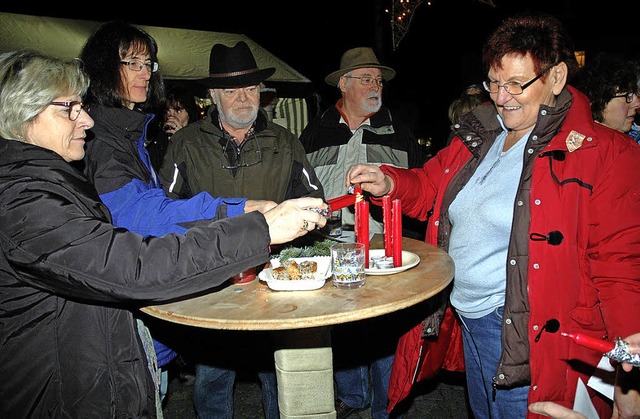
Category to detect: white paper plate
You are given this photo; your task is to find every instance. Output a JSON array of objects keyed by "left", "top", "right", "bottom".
[
  {"left": 365, "top": 249, "right": 420, "bottom": 275},
  {"left": 259, "top": 256, "right": 331, "bottom": 291}
]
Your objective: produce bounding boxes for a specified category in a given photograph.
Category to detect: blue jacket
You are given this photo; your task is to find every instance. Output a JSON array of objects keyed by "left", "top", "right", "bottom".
[{"left": 82, "top": 105, "right": 246, "bottom": 366}]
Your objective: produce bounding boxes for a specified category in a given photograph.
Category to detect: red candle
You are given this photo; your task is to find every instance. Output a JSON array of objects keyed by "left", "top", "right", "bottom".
[
  {"left": 383, "top": 196, "right": 392, "bottom": 257},
  {"left": 355, "top": 199, "right": 370, "bottom": 268},
  {"left": 561, "top": 332, "right": 614, "bottom": 353},
  {"left": 392, "top": 199, "right": 402, "bottom": 267},
  {"left": 327, "top": 194, "right": 356, "bottom": 212}
]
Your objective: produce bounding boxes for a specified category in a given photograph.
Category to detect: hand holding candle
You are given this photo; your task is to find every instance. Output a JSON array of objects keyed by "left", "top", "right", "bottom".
[{"left": 561, "top": 332, "right": 640, "bottom": 367}]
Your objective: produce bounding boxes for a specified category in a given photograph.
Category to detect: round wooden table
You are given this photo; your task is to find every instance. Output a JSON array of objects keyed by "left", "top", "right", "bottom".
[{"left": 142, "top": 235, "right": 454, "bottom": 418}]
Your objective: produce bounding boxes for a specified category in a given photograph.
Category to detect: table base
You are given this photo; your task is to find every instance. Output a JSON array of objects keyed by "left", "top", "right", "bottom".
[{"left": 274, "top": 327, "right": 336, "bottom": 418}]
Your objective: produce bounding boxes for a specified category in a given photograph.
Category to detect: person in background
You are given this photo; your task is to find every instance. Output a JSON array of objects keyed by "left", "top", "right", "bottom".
[
  {"left": 299, "top": 46, "right": 426, "bottom": 419},
  {"left": 146, "top": 84, "right": 201, "bottom": 172},
  {"left": 347, "top": 13, "right": 640, "bottom": 419},
  {"left": 447, "top": 83, "right": 489, "bottom": 126},
  {"left": 159, "top": 41, "right": 324, "bottom": 419},
  {"left": 0, "top": 49, "right": 326, "bottom": 418},
  {"left": 629, "top": 111, "right": 640, "bottom": 144},
  {"left": 446, "top": 83, "right": 489, "bottom": 145},
  {"left": 574, "top": 51, "right": 640, "bottom": 134}
]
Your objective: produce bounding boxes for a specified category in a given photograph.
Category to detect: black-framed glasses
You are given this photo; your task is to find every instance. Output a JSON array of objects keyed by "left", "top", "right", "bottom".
[
  {"left": 220, "top": 134, "right": 263, "bottom": 170},
  {"left": 49, "top": 101, "right": 85, "bottom": 121},
  {"left": 343, "top": 75, "right": 385, "bottom": 87},
  {"left": 613, "top": 91, "right": 637, "bottom": 104},
  {"left": 482, "top": 63, "right": 557, "bottom": 95},
  {"left": 120, "top": 60, "right": 159, "bottom": 73}
]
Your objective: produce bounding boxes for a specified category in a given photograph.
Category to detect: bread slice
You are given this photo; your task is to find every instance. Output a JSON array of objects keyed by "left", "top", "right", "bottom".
[
  {"left": 271, "top": 266, "right": 290, "bottom": 280},
  {"left": 299, "top": 261, "right": 318, "bottom": 280},
  {"left": 285, "top": 260, "right": 301, "bottom": 280}
]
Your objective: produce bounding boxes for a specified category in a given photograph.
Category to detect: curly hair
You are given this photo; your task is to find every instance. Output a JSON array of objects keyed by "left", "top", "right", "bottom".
[
  {"left": 574, "top": 51, "right": 640, "bottom": 123},
  {"left": 79, "top": 20, "right": 164, "bottom": 111},
  {"left": 482, "top": 12, "right": 580, "bottom": 83}
]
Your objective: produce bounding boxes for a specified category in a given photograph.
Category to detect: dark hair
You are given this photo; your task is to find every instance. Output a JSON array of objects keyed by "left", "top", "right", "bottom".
[
  {"left": 80, "top": 20, "right": 164, "bottom": 110},
  {"left": 164, "top": 87, "right": 200, "bottom": 123},
  {"left": 574, "top": 51, "right": 640, "bottom": 123},
  {"left": 482, "top": 13, "right": 579, "bottom": 83}
]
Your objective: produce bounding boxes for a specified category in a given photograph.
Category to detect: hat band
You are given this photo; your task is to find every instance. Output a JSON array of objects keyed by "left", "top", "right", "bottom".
[{"left": 209, "top": 68, "right": 261, "bottom": 78}]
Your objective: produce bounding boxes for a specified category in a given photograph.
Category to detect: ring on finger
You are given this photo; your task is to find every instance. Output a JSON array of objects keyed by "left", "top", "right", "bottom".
[{"left": 301, "top": 220, "right": 309, "bottom": 231}]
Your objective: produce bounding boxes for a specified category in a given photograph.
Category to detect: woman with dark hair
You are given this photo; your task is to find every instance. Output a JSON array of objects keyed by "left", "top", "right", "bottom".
[
  {"left": 574, "top": 51, "right": 640, "bottom": 134},
  {"left": 0, "top": 49, "right": 326, "bottom": 418},
  {"left": 78, "top": 21, "right": 324, "bottom": 411}
]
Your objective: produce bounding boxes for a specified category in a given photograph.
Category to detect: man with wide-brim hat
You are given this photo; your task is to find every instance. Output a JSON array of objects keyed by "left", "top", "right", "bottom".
[
  {"left": 299, "top": 47, "right": 426, "bottom": 419},
  {"left": 324, "top": 46, "right": 396, "bottom": 87},
  {"left": 159, "top": 41, "right": 324, "bottom": 419},
  {"left": 198, "top": 40, "right": 275, "bottom": 89}
]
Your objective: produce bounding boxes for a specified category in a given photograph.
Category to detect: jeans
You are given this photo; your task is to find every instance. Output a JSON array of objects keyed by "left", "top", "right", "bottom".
[
  {"left": 192, "top": 331, "right": 279, "bottom": 419},
  {"left": 193, "top": 364, "right": 279, "bottom": 419},
  {"left": 458, "top": 306, "right": 529, "bottom": 419},
  {"left": 334, "top": 353, "right": 394, "bottom": 419},
  {"left": 332, "top": 315, "right": 403, "bottom": 419}
]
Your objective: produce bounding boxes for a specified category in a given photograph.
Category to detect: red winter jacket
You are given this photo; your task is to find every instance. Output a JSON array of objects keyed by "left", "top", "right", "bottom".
[{"left": 383, "top": 86, "right": 640, "bottom": 417}]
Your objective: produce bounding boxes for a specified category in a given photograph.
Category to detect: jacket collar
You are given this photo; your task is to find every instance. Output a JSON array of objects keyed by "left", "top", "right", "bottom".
[
  {"left": 319, "top": 102, "right": 393, "bottom": 130},
  {"left": 88, "top": 105, "right": 152, "bottom": 142},
  {"left": 454, "top": 85, "right": 599, "bottom": 154}
]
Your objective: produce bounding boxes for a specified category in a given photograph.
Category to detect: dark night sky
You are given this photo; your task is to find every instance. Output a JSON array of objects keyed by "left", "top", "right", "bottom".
[{"left": 2, "top": 0, "right": 637, "bottom": 146}]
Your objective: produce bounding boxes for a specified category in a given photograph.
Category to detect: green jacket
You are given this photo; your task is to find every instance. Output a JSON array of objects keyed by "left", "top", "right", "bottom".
[{"left": 160, "top": 108, "right": 324, "bottom": 202}]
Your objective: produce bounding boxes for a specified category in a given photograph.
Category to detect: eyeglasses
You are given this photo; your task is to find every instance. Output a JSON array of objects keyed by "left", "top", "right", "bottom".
[
  {"left": 613, "top": 91, "right": 637, "bottom": 104},
  {"left": 343, "top": 76, "right": 385, "bottom": 87},
  {"left": 120, "top": 60, "right": 159, "bottom": 73},
  {"left": 482, "top": 63, "right": 557, "bottom": 95},
  {"left": 221, "top": 134, "right": 263, "bottom": 169},
  {"left": 49, "top": 101, "right": 85, "bottom": 121}
]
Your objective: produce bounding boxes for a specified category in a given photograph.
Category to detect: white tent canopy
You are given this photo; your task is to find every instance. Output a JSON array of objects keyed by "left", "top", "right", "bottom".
[{"left": 0, "top": 12, "right": 313, "bottom": 97}]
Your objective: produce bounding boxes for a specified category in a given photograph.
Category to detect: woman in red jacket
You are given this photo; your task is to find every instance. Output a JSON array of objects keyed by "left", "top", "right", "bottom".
[{"left": 347, "top": 12, "right": 640, "bottom": 419}]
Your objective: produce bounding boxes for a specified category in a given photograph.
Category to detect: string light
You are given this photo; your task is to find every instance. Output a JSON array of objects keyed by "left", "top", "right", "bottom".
[
  {"left": 386, "top": 0, "right": 497, "bottom": 50},
  {"left": 387, "top": 0, "right": 428, "bottom": 50}
]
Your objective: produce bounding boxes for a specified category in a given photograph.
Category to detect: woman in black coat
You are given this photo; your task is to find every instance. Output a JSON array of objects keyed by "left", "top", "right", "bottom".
[{"left": 0, "top": 50, "right": 326, "bottom": 418}]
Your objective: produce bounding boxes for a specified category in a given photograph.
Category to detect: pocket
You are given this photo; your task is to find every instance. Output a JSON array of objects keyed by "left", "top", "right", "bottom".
[{"left": 569, "top": 303, "right": 606, "bottom": 334}]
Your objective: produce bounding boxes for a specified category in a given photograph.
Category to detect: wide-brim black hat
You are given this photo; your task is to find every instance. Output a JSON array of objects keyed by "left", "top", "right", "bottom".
[{"left": 198, "top": 41, "right": 276, "bottom": 89}]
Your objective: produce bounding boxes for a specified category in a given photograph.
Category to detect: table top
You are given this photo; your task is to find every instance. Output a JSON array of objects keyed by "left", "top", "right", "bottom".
[{"left": 141, "top": 234, "right": 454, "bottom": 331}]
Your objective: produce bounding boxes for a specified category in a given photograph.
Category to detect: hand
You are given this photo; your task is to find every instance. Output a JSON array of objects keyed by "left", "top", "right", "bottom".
[
  {"left": 613, "top": 363, "right": 640, "bottom": 418},
  {"left": 528, "top": 401, "right": 586, "bottom": 418},
  {"left": 346, "top": 164, "right": 393, "bottom": 197},
  {"left": 163, "top": 115, "right": 184, "bottom": 135},
  {"left": 621, "top": 333, "right": 640, "bottom": 373},
  {"left": 263, "top": 197, "right": 328, "bottom": 245},
  {"left": 244, "top": 199, "right": 277, "bottom": 214}
]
